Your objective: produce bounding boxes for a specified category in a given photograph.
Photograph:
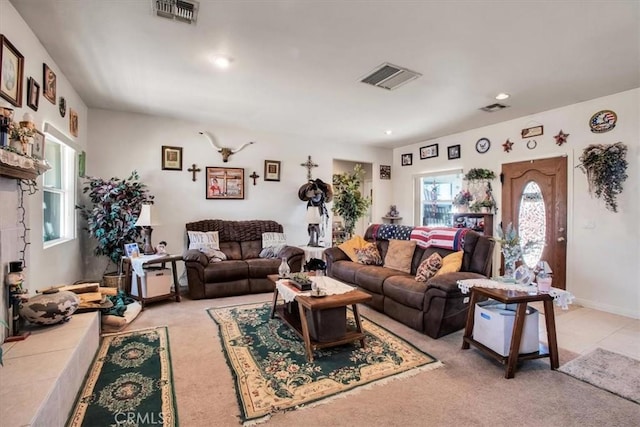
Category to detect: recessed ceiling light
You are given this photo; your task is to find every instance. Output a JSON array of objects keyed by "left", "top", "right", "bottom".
[
  {"left": 495, "top": 92, "right": 510, "bottom": 100},
  {"left": 211, "top": 55, "right": 232, "bottom": 69},
  {"left": 385, "top": 129, "right": 393, "bottom": 135}
]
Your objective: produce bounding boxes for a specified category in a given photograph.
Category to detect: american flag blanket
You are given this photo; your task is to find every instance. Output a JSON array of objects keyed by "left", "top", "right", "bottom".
[{"left": 369, "top": 224, "right": 469, "bottom": 251}]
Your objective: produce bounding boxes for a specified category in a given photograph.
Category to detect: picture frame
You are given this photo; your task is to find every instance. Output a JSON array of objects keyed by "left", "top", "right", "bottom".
[
  {"left": 124, "top": 242, "right": 140, "bottom": 258},
  {"left": 264, "top": 160, "right": 281, "bottom": 181},
  {"left": 420, "top": 144, "right": 439, "bottom": 159},
  {"left": 32, "top": 130, "right": 45, "bottom": 160},
  {"left": 27, "top": 77, "right": 40, "bottom": 111},
  {"left": 447, "top": 144, "right": 461, "bottom": 160},
  {"left": 380, "top": 165, "right": 391, "bottom": 179},
  {"left": 42, "top": 63, "right": 56, "bottom": 104},
  {"left": 78, "top": 150, "right": 86, "bottom": 177},
  {"left": 206, "top": 167, "right": 244, "bottom": 199},
  {"left": 0, "top": 35, "right": 25, "bottom": 107},
  {"left": 521, "top": 125, "right": 543, "bottom": 138},
  {"left": 401, "top": 153, "right": 413, "bottom": 166},
  {"left": 161, "top": 145, "right": 183, "bottom": 171},
  {"left": 69, "top": 109, "right": 78, "bottom": 137}
]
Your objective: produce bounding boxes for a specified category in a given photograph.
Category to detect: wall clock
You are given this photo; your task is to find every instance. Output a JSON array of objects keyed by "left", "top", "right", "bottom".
[{"left": 475, "top": 138, "right": 490, "bottom": 154}]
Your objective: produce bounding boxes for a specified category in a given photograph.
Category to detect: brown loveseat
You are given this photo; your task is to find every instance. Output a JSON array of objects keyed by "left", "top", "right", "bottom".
[
  {"left": 182, "top": 220, "right": 304, "bottom": 299},
  {"left": 324, "top": 224, "right": 495, "bottom": 338}
]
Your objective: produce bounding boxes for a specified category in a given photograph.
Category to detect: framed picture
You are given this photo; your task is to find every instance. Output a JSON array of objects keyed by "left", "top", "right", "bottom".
[
  {"left": 124, "top": 242, "right": 140, "bottom": 258},
  {"left": 380, "top": 165, "right": 391, "bottom": 179},
  {"left": 27, "top": 77, "right": 40, "bottom": 111},
  {"left": 206, "top": 167, "right": 244, "bottom": 199},
  {"left": 264, "top": 160, "right": 281, "bottom": 181},
  {"left": 401, "top": 153, "right": 413, "bottom": 166},
  {"left": 78, "top": 150, "right": 86, "bottom": 177},
  {"left": 69, "top": 109, "right": 78, "bottom": 137},
  {"left": 42, "top": 63, "right": 56, "bottom": 104},
  {"left": 161, "top": 145, "right": 183, "bottom": 171},
  {"left": 420, "top": 144, "right": 439, "bottom": 159},
  {"left": 32, "top": 130, "right": 45, "bottom": 160},
  {"left": 447, "top": 144, "right": 461, "bottom": 160},
  {"left": 0, "top": 35, "right": 25, "bottom": 107},
  {"left": 521, "top": 125, "right": 543, "bottom": 138}
]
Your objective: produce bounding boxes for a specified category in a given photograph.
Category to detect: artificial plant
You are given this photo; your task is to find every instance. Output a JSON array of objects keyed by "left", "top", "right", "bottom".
[
  {"left": 463, "top": 168, "right": 496, "bottom": 181},
  {"left": 77, "top": 171, "right": 154, "bottom": 272},
  {"left": 577, "top": 142, "right": 628, "bottom": 212},
  {"left": 332, "top": 164, "right": 372, "bottom": 237}
]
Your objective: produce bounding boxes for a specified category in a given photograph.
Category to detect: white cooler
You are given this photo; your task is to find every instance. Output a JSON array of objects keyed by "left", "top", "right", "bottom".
[
  {"left": 473, "top": 299, "right": 539, "bottom": 356},
  {"left": 131, "top": 267, "right": 172, "bottom": 298}
]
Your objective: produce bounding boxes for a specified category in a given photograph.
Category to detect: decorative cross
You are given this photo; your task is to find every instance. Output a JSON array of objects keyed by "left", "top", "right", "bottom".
[
  {"left": 249, "top": 171, "right": 260, "bottom": 185},
  {"left": 187, "top": 164, "right": 201, "bottom": 182},
  {"left": 300, "top": 155, "right": 318, "bottom": 180}
]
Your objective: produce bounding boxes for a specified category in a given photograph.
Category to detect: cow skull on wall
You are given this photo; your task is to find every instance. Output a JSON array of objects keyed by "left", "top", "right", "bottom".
[{"left": 200, "top": 131, "right": 256, "bottom": 162}]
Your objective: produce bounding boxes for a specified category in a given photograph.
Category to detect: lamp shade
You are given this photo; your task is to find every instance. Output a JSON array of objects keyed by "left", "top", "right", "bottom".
[
  {"left": 134, "top": 204, "right": 156, "bottom": 227},
  {"left": 305, "top": 206, "right": 322, "bottom": 224}
]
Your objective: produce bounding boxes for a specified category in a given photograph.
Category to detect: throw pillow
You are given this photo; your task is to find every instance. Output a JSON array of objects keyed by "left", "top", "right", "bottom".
[
  {"left": 200, "top": 247, "right": 227, "bottom": 262},
  {"left": 338, "top": 235, "right": 368, "bottom": 262},
  {"left": 435, "top": 251, "right": 464, "bottom": 276},
  {"left": 259, "top": 244, "right": 286, "bottom": 259},
  {"left": 188, "top": 231, "right": 220, "bottom": 251},
  {"left": 415, "top": 252, "right": 443, "bottom": 282},
  {"left": 383, "top": 239, "right": 417, "bottom": 273},
  {"left": 262, "top": 232, "right": 287, "bottom": 249},
  {"left": 355, "top": 242, "right": 383, "bottom": 265}
]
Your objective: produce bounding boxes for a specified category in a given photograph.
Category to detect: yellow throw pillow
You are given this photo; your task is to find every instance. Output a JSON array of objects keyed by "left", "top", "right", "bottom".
[
  {"left": 435, "top": 251, "right": 464, "bottom": 276},
  {"left": 383, "top": 239, "right": 417, "bottom": 273},
  {"left": 338, "top": 235, "right": 368, "bottom": 262}
]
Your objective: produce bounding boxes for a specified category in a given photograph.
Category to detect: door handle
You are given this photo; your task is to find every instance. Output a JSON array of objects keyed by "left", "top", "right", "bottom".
[{"left": 557, "top": 237, "right": 565, "bottom": 242}]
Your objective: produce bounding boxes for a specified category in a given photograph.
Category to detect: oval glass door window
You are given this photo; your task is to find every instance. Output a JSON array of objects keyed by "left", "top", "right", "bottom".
[{"left": 518, "top": 181, "right": 545, "bottom": 267}]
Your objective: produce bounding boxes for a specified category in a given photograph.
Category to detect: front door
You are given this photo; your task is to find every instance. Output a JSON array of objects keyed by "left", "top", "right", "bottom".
[{"left": 501, "top": 157, "right": 567, "bottom": 289}]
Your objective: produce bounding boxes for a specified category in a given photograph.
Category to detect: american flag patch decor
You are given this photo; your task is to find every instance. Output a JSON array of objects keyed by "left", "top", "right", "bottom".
[{"left": 589, "top": 110, "right": 617, "bottom": 133}]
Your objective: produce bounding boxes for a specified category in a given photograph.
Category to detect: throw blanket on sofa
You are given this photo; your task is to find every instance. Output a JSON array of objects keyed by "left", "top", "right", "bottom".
[
  {"left": 369, "top": 224, "right": 469, "bottom": 251},
  {"left": 370, "top": 224, "right": 413, "bottom": 241}
]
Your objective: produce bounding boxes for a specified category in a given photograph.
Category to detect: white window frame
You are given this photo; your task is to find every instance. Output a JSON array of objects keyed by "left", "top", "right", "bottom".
[
  {"left": 43, "top": 124, "right": 77, "bottom": 248},
  {"left": 413, "top": 169, "right": 463, "bottom": 227}
]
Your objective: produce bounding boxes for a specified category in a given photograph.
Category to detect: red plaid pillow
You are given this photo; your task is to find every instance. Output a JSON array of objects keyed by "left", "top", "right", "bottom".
[{"left": 415, "top": 252, "right": 442, "bottom": 282}]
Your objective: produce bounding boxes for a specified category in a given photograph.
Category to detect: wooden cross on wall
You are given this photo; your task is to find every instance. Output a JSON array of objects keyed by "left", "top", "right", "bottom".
[
  {"left": 300, "top": 155, "right": 318, "bottom": 180},
  {"left": 188, "top": 164, "right": 201, "bottom": 182},
  {"left": 249, "top": 171, "right": 260, "bottom": 185}
]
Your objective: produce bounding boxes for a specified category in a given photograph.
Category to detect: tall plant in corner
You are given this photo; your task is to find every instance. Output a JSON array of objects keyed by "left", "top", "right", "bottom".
[
  {"left": 577, "top": 142, "right": 628, "bottom": 212},
  {"left": 332, "top": 164, "right": 372, "bottom": 237},
  {"left": 77, "top": 171, "right": 154, "bottom": 273}
]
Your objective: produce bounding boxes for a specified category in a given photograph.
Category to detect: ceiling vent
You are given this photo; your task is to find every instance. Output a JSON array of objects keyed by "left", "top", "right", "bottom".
[
  {"left": 360, "top": 63, "right": 421, "bottom": 90},
  {"left": 153, "top": 0, "right": 199, "bottom": 24},
  {"left": 480, "top": 103, "right": 509, "bottom": 113}
]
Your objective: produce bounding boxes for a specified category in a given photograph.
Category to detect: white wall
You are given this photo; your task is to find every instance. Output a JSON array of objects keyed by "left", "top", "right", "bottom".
[
  {"left": 85, "top": 109, "right": 392, "bottom": 279},
  {"left": 392, "top": 89, "right": 639, "bottom": 318},
  {"left": 0, "top": 0, "right": 88, "bottom": 341}
]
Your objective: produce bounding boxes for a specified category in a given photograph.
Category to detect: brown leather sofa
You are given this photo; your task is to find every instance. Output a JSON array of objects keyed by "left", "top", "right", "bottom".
[
  {"left": 182, "top": 220, "right": 304, "bottom": 299},
  {"left": 324, "top": 224, "right": 495, "bottom": 338}
]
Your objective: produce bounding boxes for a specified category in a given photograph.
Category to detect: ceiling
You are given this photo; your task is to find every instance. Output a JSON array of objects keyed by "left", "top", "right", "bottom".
[{"left": 9, "top": 0, "right": 640, "bottom": 148}]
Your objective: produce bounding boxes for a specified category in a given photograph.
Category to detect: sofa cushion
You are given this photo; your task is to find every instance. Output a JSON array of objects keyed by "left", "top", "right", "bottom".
[
  {"left": 383, "top": 239, "right": 417, "bottom": 273},
  {"left": 241, "top": 240, "right": 262, "bottom": 260},
  {"left": 355, "top": 266, "right": 403, "bottom": 295},
  {"left": 330, "top": 260, "right": 368, "bottom": 284},
  {"left": 338, "top": 235, "right": 368, "bottom": 262},
  {"left": 203, "top": 260, "right": 248, "bottom": 282},
  {"left": 220, "top": 241, "right": 242, "bottom": 260},
  {"left": 246, "top": 258, "right": 280, "bottom": 278},
  {"left": 188, "top": 231, "right": 220, "bottom": 251},
  {"left": 436, "top": 251, "right": 463, "bottom": 276},
  {"left": 355, "top": 243, "right": 383, "bottom": 265},
  {"left": 383, "top": 275, "right": 428, "bottom": 310},
  {"left": 415, "top": 252, "right": 442, "bottom": 282}
]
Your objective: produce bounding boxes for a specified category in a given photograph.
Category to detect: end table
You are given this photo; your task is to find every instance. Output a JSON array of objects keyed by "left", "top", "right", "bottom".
[{"left": 123, "top": 254, "right": 183, "bottom": 309}]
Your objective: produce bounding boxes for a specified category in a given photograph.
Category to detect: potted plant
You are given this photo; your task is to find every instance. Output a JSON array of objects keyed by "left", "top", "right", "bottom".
[
  {"left": 577, "top": 142, "right": 628, "bottom": 212},
  {"left": 332, "top": 164, "right": 372, "bottom": 238},
  {"left": 77, "top": 171, "right": 154, "bottom": 285},
  {"left": 453, "top": 190, "right": 473, "bottom": 212},
  {"left": 494, "top": 222, "right": 522, "bottom": 279},
  {"left": 463, "top": 168, "right": 496, "bottom": 181}
]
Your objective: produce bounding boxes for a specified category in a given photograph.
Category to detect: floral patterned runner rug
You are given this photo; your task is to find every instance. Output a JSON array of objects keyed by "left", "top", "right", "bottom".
[
  {"left": 208, "top": 302, "right": 442, "bottom": 424},
  {"left": 67, "top": 326, "right": 177, "bottom": 427}
]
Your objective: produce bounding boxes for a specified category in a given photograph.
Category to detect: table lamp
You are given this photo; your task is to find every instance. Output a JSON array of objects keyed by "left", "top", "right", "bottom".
[
  {"left": 135, "top": 203, "right": 156, "bottom": 255},
  {"left": 305, "top": 206, "right": 322, "bottom": 247}
]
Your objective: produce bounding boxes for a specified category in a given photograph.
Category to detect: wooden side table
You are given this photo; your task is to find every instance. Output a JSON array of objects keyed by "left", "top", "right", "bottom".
[
  {"left": 382, "top": 216, "right": 402, "bottom": 224},
  {"left": 461, "top": 286, "right": 559, "bottom": 378},
  {"left": 123, "top": 254, "right": 182, "bottom": 309}
]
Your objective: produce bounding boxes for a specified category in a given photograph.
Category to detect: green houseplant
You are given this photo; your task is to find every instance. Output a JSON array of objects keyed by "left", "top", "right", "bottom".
[
  {"left": 77, "top": 171, "right": 154, "bottom": 277},
  {"left": 577, "top": 142, "right": 628, "bottom": 212},
  {"left": 332, "top": 164, "right": 372, "bottom": 238}
]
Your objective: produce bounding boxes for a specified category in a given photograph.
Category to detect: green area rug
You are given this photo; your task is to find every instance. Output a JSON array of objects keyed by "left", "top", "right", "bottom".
[
  {"left": 208, "top": 302, "right": 442, "bottom": 424},
  {"left": 559, "top": 347, "right": 640, "bottom": 404},
  {"left": 67, "top": 326, "right": 178, "bottom": 426}
]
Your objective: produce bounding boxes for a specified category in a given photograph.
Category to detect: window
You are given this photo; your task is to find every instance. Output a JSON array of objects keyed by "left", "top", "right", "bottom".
[
  {"left": 43, "top": 131, "right": 76, "bottom": 245},
  {"left": 414, "top": 169, "right": 462, "bottom": 227}
]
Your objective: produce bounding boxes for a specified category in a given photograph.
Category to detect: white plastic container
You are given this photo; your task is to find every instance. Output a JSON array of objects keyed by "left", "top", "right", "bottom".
[
  {"left": 131, "top": 267, "right": 172, "bottom": 298},
  {"left": 473, "top": 299, "right": 539, "bottom": 356}
]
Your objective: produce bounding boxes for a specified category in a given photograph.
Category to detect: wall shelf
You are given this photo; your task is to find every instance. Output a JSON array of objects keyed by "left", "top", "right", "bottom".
[
  {"left": 453, "top": 213, "right": 493, "bottom": 237},
  {"left": 0, "top": 150, "right": 49, "bottom": 180}
]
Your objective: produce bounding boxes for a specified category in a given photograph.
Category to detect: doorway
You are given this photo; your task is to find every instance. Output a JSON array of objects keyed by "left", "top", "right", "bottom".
[{"left": 501, "top": 156, "right": 567, "bottom": 289}]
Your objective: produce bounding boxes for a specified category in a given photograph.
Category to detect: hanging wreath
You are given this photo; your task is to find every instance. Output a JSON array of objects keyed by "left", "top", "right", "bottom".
[{"left": 577, "top": 142, "right": 628, "bottom": 212}]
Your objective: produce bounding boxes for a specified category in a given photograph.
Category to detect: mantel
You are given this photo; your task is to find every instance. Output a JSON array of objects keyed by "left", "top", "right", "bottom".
[{"left": 0, "top": 149, "right": 50, "bottom": 180}]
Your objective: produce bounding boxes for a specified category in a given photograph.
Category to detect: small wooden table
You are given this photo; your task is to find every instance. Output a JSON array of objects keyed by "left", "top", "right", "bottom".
[
  {"left": 123, "top": 254, "right": 182, "bottom": 309},
  {"left": 461, "top": 286, "right": 559, "bottom": 379},
  {"left": 268, "top": 274, "right": 372, "bottom": 362}
]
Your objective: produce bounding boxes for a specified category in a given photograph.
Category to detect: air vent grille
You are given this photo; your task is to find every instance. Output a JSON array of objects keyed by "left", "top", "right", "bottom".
[
  {"left": 153, "top": 0, "right": 199, "bottom": 24},
  {"left": 480, "top": 103, "right": 509, "bottom": 112},
  {"left": 361, "top": 63, "right": 421, "bottom": 90}
]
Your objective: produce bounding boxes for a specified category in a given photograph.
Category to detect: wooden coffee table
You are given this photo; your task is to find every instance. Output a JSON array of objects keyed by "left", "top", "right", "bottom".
[{"left": 268, "top": 274, "right": 372, "bottom": 362}]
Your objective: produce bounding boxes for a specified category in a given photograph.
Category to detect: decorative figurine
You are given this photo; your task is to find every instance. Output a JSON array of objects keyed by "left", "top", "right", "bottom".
[{"left": 156, "top": 241, "right": 168, "bottom": 255}]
